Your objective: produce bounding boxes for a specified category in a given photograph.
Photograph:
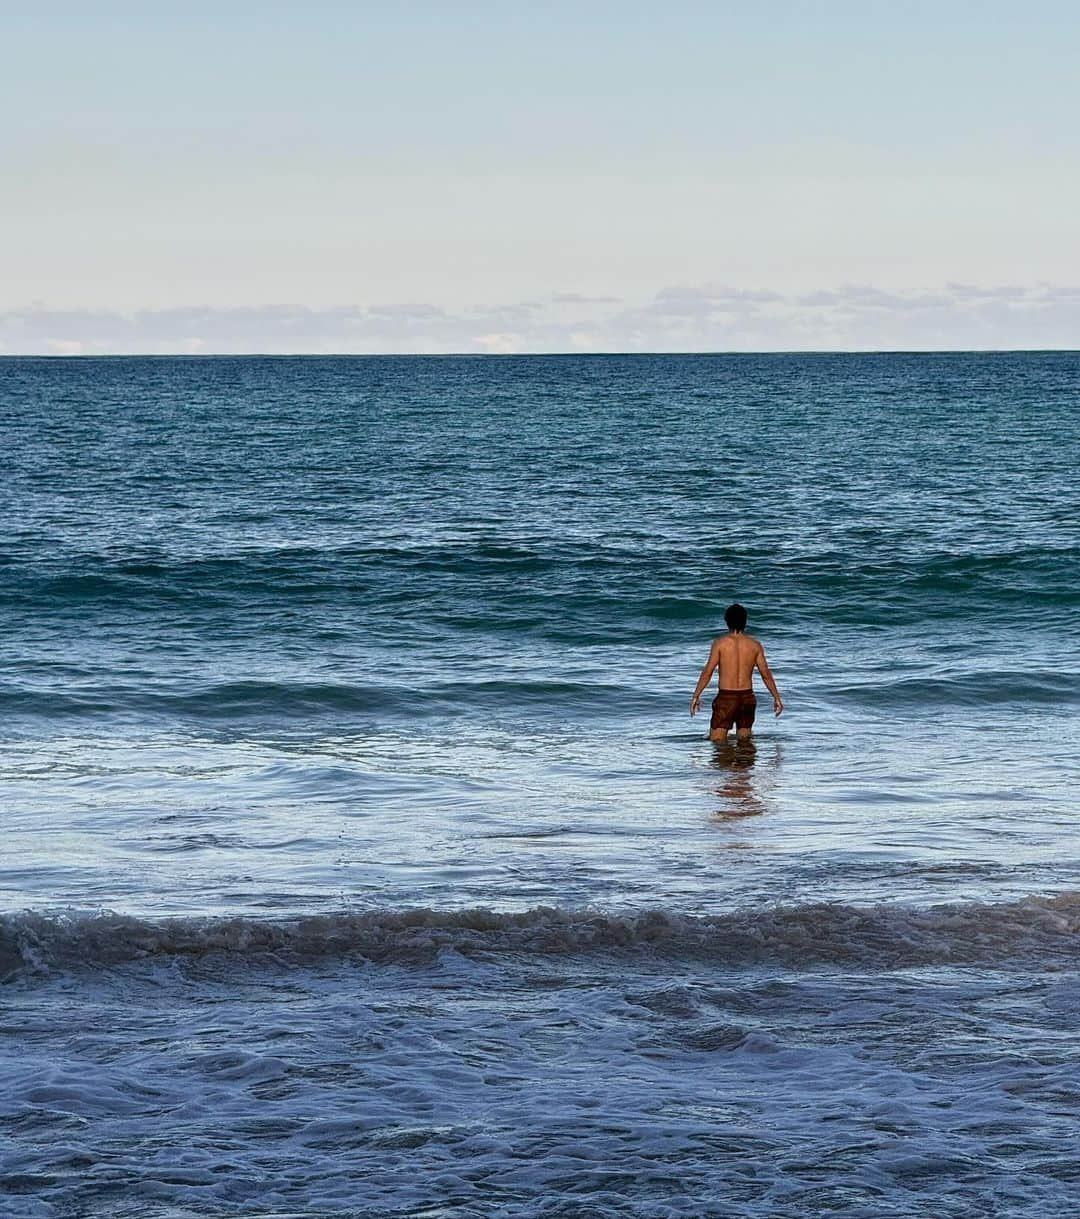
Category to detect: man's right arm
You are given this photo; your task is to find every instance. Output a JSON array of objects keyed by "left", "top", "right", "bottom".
[
  {"left": 756, "top": 646, "right": 784, "bottom": 716},
  {"left": 689, "top": 639, "right": 721, "bottom": 716}
]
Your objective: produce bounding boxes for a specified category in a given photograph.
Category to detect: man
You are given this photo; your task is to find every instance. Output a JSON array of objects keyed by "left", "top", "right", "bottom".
[{"left": 689, "top": 603, "right": 783, "bottom": 742}]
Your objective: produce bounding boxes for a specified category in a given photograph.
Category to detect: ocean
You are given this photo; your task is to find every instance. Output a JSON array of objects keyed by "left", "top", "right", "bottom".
[{"left": 1, "top": 351, "right": 1078, "bottom": 1217}]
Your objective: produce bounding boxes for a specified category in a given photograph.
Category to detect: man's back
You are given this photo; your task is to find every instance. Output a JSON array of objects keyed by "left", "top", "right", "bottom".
[{"left": 714, "top": 632, "right": 761, "bottom": 691}]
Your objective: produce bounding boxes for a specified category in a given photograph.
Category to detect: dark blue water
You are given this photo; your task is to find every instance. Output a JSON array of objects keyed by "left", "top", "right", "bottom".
[{"left": 1, "top": 353, "right": 1078, "bottom": 1217}]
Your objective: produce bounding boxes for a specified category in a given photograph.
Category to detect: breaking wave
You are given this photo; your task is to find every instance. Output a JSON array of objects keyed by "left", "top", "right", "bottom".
[
  {"left": 4, "top": 893, "right": 1078, "bottom": 981},
  {"left": 0, "top": 676, "right": 656, "bottom": 721}
]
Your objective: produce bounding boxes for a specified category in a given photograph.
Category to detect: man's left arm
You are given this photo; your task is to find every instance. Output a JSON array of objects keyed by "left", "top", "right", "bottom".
[
  {"left": 689, "top": 641, "right": 720, "bottom": 716},
  {"left": 755, "top": 645, "right": 783, "bottom": 716}
]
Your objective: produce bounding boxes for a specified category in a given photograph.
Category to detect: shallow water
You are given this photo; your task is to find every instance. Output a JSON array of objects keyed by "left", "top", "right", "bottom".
[{"left": 1, "top": 353, "right": 1078, "bottom": 1215}]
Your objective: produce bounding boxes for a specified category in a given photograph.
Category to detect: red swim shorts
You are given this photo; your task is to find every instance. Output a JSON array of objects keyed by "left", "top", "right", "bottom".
[{"left": 710, "top": 688, "right": 757, "bottom": 734}]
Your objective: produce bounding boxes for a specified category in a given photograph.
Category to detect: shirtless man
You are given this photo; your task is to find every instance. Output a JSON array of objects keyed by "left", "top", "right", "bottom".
[{"left": 689, "top": 603, "right": 783, "bottom": 741}]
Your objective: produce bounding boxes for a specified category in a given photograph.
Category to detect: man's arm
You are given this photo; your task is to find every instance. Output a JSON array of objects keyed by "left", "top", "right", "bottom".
[
  {"left": 689, "top": 640, "right": 721, "bottom": 716},
  {"left": 756, "top": 646, "right": 784, "bottom": 716}
]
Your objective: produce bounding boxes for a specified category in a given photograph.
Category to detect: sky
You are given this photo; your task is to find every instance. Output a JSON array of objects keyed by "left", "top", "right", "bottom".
[{"left": 3, "top": 1, "right": 1078, "bottom": 353}]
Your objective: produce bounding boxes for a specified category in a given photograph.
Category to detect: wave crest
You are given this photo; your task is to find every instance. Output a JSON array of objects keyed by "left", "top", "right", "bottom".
[{"left": 3, "top": 894, "right": 1078, "bottom": 981}]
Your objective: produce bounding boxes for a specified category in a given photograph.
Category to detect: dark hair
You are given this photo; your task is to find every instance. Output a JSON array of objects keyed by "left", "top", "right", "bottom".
[{"left": 724, "top": 603, "right": 748, "bottom": 631}]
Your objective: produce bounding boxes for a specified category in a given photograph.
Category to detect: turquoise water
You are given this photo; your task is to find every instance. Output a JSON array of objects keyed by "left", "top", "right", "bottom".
[{"left": 1, "top": 353, "right": 1078, "bottom": 1217}]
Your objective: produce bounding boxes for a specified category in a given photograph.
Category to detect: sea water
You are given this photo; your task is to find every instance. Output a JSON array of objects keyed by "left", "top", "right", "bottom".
[{"left": 1, "top": 352, "right": 1077, "bottom": 1217}]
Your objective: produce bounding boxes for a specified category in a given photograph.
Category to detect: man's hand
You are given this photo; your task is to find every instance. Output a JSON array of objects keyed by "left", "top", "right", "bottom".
[
  {"left": 773, "top": 696, "right": 784, "bottom": 717},
  {"left": 689, "top": 694, "right": 701, "bottom": 717}
]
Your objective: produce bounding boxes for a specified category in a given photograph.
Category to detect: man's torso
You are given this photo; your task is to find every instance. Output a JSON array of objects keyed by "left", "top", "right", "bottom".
[{"left": 714, "top": 633, "right": 760, "bottom": 690}]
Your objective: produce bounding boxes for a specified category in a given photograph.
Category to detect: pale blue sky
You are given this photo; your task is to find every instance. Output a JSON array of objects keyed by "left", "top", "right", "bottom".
[{"left": 4, "top": 2, "right": 1078, "bottom": 351}]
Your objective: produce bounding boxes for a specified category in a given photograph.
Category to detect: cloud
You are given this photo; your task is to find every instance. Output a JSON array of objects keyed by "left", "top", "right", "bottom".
[
  {"left": 945, "top": 282, "right": 1029, "bottom": 302},
  {"left": 472, "top": 332, "right": 524, "bottom": 354},
  {"left": 796, "top": 290, "right": 842, "bottom": 307},
  {"left": 645, "top": 286, "right": 785, "bottom": 320},
  {"left": 549, "top": 292, "right": 622, "bottom": 305},
  {"left": 654, "top": 286, "right": 784, "bottom": 306},
  {"left": 365, "top": 302, "right": 448, "bottom": 321},
  {"left": 2, "top": 283, "right": 1078, "bottom": 354}
]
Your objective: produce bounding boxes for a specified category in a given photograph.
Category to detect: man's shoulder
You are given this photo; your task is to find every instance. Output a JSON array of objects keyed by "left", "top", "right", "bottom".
[{"left": 715, "top": 633, "right": 761, "bottom": 648}]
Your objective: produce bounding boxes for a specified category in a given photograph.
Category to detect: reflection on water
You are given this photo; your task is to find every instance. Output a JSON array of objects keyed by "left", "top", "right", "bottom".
[{"left": 709, "top": 740, "right": 781, "bottom": 819}]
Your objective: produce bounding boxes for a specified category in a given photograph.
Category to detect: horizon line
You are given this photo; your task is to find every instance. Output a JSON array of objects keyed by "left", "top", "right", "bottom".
[{"left": 2, "top": 347, "right": 1078, "bottom": 359}]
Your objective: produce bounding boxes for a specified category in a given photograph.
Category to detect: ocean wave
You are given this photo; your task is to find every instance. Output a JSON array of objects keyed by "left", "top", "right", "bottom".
[
  {"left": 9, "top": 540, "right": 1072, "bottom": 605},
  {"left": 0, "top": 676, "right": 657, "bottom": 721},
  {"left": 831, "top": 670, "right": 1078, "bottom": 708},
  {"left": 3, "top": 893, "right": 1078, "bottom": 981},
  {"left": 0, "top": 679, "right": 405, "bottom": 720},
  {"left": 0, "top": 539, "right": 674, "bottom": 603}
]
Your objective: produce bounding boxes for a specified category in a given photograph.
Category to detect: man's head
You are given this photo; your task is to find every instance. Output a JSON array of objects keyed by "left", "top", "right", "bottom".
[{"left": 724, "top": 603, "right": 748, "bottom": 632}]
